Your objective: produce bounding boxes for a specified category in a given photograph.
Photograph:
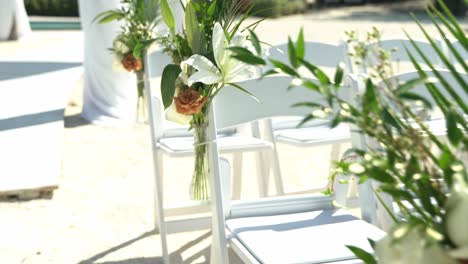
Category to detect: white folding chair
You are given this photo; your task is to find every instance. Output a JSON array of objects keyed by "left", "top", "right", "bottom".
[
  {"left": 261, "top": 41, "right": 354, "bottom": 195},
  {"left": 208, "top": 75, "right": 386, "bottom": 264},
  {"left": 143, "top": 47, "right": 286, "bottom": 263}
]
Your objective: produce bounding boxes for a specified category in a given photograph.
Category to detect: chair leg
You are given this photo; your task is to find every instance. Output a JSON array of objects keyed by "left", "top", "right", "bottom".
[
  {"left": 255, "top": 150, "right": 268, "bottom": 197},
  {"left": 231, "top": 153, "right": 243, "bottom": 200},
  {"left": 153, "top": 151, "right": 169, "bottom": 263},
  {"left": 264, "top": 119, "right": 284, "bottom": 195}
]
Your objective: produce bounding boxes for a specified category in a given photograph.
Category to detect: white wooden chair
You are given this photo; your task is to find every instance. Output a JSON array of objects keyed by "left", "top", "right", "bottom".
[
  {"left": 207, "top": 75, "right": 386, "bottom": 264},
  {"left": 262, "top": 41, "right": 354, "bottom": 195},
  {"left": 143, "top": 47, "right": 285, "bottom": 263}
]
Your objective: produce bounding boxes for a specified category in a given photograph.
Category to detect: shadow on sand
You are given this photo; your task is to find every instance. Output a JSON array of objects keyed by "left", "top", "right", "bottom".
[{"left": 79, "top": 230, "right": 213, "bottom": 264}]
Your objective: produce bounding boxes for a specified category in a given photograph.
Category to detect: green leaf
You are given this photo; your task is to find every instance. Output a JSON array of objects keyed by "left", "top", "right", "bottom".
[
  {"left": 292, "top": 102, "right": 325, "bottom": 108},
  {"left": 269, "top": 59, "right": 299, "bottom": 77},
  {"left": 396, "top": 77, "right": 427, "bottom": 94},
  {"left": 398, "top": 92, "right": 432, "bottom": 109},
  {"left": 228, "top": 46, "right": 255, "bottom": 56},
  {"left": 381, "top": 107, "right": 402, "bottom": 132},
  {"left": 296, "top": 28, "right": 305, "bottom": 62},
  {"left": 288, "top": 37, "right": 298, "bottom": 68},
  {"left": 133, "top": 43, "right": 144, "bottom": 59},
  {"left": 346, "top": 246, "right": 377, "bottom": 264},
  {"left": 232, "top": 54, "right": 266, "bottom": 65},
  {"left": 333, "top": 62, "right": 344, "bottom": 90},
  {"left": 297, "top": 114, "right": 315, "bottom": 128},
  {"left": 185, "top": 1, "right": 202, "bottom": 53},
  {"left": 446, "top": 109, "right": 463, "bottom": 146},
  {"left": 161, "top": 64, "right": 181, "bottom": 109},
  {"left": 299, "top": 59, "right": 330, "bottom": 85},
  {"left": 228, "top": 83, "right": 260, "bottom": 103},
  {"left": 160, "top": 0, "right": 175, "bottom": 31},
  {"left": 248, "top": 30, "right": 262, "bottom": 55},
  {"left": 95, "top": 11, "right": 124, "bottom": 24}
]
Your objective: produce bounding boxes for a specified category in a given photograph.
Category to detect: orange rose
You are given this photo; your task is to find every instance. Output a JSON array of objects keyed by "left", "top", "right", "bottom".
[
  {"left": 174, "top": 88, "right": 208, "bottom": 115},
  {"left": 121, "top": 53, "right": 143, "bottom": 72}
]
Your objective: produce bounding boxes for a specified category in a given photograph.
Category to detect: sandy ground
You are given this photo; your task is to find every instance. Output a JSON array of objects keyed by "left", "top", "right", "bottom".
[{"left": 0, "top": 2, "right": 467, "bottom": 264}]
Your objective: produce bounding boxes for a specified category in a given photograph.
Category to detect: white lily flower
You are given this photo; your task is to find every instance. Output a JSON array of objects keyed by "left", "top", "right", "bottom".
[{"left": 181, "top": 22, "right": 258, "bottom": 86}]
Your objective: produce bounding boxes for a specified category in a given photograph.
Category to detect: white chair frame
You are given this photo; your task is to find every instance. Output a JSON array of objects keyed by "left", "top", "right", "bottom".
[
  {"left": 207, "top": 75, "right": 385, "bottom": 264},
  {"left": 143, "top": 47, "right": 285, "bottom": 263}
]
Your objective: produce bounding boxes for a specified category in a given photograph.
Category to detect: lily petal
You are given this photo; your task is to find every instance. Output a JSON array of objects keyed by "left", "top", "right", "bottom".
[
  {"left": 181, "top": 55, "right": 220, "bottom": 74},
  {"left": 212, "top": 22, "right": 228, "bottom": 71},
  {"left": 188, "top": 70, "right": 222, "bottom": 86},
  {"left": 165, "top": 102, "right": 192, "bottom": 125}
]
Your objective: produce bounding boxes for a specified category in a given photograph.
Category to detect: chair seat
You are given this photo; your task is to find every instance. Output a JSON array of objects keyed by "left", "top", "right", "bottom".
[
  {"left": 276, "top": 124, "right": 351, "bottom": 147},
  {"left": 162, "top": 121, "right": 237, "bottom": 138},
  {"left": 271, "top": 117, "right": 329, "bottom": 130},
  {"left": 226, "top": 209, "right": 385, "bottom": 264},
  {"left": 159, "top": 134, "right": 273, "bottom": 157}
]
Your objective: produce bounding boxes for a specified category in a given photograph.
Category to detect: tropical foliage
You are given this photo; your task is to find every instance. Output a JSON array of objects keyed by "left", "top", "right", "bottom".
[{"left": 232, "top": 0, "right": 467, "bottom": 262}]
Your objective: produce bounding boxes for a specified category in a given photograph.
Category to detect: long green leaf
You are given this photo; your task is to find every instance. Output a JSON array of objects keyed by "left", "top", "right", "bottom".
[
  {"left": 228, "top": 83, "right": 260, "bottom": 103},
  {"left": 185, "top": 1, "right": 202, "bottom": 53},
  {"left": 405, "top": 30, "right": 468, "bottom": 114},
  {"left": 160, "top": 0, "right": 175, "bottom": 31},
  {"left": 346, "top": 246, "right": 377, "bottom": 264},
  {"left": 427, "top": 10, "right": 468, "bottom": 73},
  {"left": 161, "top": 64, "right": 181, "bottom": 109},
  {"left": 269, "top": 59, "right": 299, "bottom": 77},
  {"left": 288, "top": 37, "right": 298, "bottom": 68},
  {"left": 411, "top": 15, "right": 468, "bottom": 96},
  {"left": 299, "top": 59, "right": 330, "bottom": 85},
  {"left": 296, "top": 28, "right": 305, "bottom": 62},
  {"left": 248, "top": 30, "right": 262, "bottom": 55}
]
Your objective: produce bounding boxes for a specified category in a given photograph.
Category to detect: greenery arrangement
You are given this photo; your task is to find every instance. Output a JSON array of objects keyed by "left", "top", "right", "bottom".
[
  {"left": 151, "top": 0, "right": 265, "bottom": 200},
  {"left": 95, "top": 0, "right": 161, "bottom": 123},
  {"left": 25, "top": 0, "right": 78, "bottom": 17},
  {"left": 232, "top": 0, "right": 467, "bottom": 262},
  {"left": 249, "top": 0, "right": 308, "bottom": 18}
]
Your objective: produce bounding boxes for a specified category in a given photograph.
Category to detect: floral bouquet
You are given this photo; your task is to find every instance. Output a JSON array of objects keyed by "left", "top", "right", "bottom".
[
  {"left": 155, "top": 0, "right": 266, "bottom": 200},
  {"left": 95, "top": 0, "right": 161, "bottom": 123}
]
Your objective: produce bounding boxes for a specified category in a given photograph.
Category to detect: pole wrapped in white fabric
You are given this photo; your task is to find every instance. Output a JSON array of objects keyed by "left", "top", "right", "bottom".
[{"left": 0, "top": 0, "right": 31, "bottom": 41}]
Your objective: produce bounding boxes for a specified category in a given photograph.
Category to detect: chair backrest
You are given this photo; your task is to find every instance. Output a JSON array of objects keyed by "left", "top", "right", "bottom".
[
  {"left": 357, "top": 38, "right": 443, "bottom": 74},
  {"left": 269, "top": 41, "right": 352, "bottom": 75},
  {"left": 386, "top": 70, "right": 468, "bottom": 107}
]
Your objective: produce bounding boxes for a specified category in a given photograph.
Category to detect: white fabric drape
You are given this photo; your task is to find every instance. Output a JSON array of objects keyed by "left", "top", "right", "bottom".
[
  {"left": 78, "top": 0, "right": 137, "bottom": 126},
  {"left": 78, "top": 0, "right": 185, "bottom": 126},
  {"left": 0, "top": 0, "right": 31, "bottom": 41}
]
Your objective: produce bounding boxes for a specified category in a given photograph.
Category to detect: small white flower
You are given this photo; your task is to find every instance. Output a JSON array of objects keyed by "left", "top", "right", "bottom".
[
  {"left": 113, "top": 40, "right": 130, "bottom": 55},
  {"left": 312, "top": 109, "right": 327, "bottom": 118},
  {"left": 349, "top": 163, "right": 365, "bottom": 174}
]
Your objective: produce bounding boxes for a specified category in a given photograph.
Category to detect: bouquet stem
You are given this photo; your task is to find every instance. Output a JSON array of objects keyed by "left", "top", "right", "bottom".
[
  {"left": 190, "top": 122, "right": 210, "bottom": 200},
  {"left": 136, "top": 71, "right": 147, "bottom": 124}
]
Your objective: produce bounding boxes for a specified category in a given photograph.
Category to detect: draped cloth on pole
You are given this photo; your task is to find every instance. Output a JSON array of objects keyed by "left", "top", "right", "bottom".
[
  {"left": 78, "top": 0, "right": 137, "bottom": 126},
  {"left": 0, "top": 0, "right": 31, "bottom": 41},
  {"left": 78, "top": 0, "right": 185, "bottom": 126}
]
